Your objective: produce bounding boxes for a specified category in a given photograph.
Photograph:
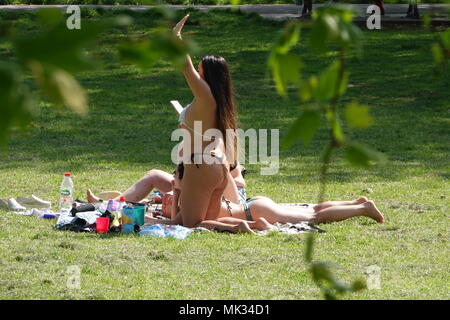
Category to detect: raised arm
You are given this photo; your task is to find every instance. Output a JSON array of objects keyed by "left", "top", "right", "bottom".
[{"left": 173, "top": 14, "right": 214, "bottom": 101}]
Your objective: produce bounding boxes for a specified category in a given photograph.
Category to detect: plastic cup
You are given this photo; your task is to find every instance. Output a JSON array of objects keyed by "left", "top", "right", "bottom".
[
  {"left": 122, "top": 224, "right": 134, "bottom": 234},
  {"left": 121, "top": 206, "right": 134, "bottom": 225},
  {"left": 96, "top": 217, "right": 110, "bottom": 234},
  {"left": 133, "top": 206, "right": 145, "bottom": 226},
  {"left": 107, "top": 199, "right": 119, "bottom": 212}
]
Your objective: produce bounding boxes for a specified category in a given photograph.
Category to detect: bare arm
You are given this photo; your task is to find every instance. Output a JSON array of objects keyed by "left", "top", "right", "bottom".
[
  {"left": 173, "top": 14, "right": 215, "bottom": 102},
  {"left": 223, "top": 171, "right": 240, "bottom": 204}
]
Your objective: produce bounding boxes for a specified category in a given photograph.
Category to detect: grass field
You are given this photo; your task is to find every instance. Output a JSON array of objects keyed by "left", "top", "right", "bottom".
[{"left": 0, "top": 8, "right": 449, "bottom": 300}]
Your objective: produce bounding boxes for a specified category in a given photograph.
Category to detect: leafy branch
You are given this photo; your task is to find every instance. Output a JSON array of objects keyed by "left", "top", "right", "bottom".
[
  {"left": 0, "top": 7, "right": 196, "bottom": 147},
  {"left": 268, "top": 4, "right": 386, "bottom": 299}
]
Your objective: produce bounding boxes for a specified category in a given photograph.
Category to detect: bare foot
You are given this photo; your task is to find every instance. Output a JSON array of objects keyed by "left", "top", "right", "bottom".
[
  {"left": 254, "top": 217, "right": 275, "bottom": 231},
  {"left": 355, "top": 196, "right": 369, "bottom": 204},
  {"left": 86, "top": 189, "right": 100, "bottom": 203},
  {"left": 364, "top": 200, "right": 384, "bottom": 223},
  {"left": 236, "top": 221, "right": 255, "bottom": 234}
]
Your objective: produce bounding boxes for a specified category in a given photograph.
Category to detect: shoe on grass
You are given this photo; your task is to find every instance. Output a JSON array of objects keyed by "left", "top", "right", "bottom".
[
  {"left": 16, "top": 195, "right": 51, "bottom": 209},
  {"left": 8, "top": 198, "right": 27, "bottom": 211}
]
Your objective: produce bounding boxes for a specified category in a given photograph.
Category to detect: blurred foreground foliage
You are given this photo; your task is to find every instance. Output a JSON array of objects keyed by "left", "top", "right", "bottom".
[
  {"left": 0, "top": 6, "right": 195, "bottom": 146},
  {"left": 268, "top": 4, "right": 377, "bottom": 299}
]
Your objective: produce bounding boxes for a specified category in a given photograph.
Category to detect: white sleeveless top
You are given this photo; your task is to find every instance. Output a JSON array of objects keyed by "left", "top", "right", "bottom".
[{"left": 178, "top": 103, "right": 214, "bottom": 140}]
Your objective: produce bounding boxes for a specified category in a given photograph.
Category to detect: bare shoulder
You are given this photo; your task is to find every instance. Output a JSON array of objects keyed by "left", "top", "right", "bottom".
[{"left": 192, "top": 94, "right": 217, "bottom": 112}]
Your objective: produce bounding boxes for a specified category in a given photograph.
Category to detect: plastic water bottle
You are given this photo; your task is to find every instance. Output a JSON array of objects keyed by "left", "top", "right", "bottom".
[
  {"left": 118, "top": 196, "right": 126, "bottom": 219},
  {"left": 59, "top": 172, "right": 74, "bottom": 212}
]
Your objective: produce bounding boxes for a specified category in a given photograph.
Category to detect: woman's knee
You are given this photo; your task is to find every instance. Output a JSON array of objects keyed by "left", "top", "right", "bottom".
[{"left": 146, "top": 169, "right": 164, "bottom": 178}]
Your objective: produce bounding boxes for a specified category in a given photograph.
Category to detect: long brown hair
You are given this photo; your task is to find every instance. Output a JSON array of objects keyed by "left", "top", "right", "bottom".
[{"left": 201, "top": 55, "right": 238, "bottom": 162}]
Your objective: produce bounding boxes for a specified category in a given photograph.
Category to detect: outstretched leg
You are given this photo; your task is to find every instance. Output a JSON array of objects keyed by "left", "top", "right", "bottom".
[
  {"left": 120, "top": 169, "right": 173, "bottom": 201},
  {"left": 313, "top": 201, "right": 384, "bottom": 224},
  {"left": 247, "top": 198, "right": 384, "bottom": 225},
  {"left": 87, "top": 169, "right": 173, "bottom": 203},
  {"left": 313, "top": 196, "right": 368, "bottom": 212}
]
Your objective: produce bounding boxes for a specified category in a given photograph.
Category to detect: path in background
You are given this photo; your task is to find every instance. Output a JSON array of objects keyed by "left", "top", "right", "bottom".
[{"left": 0, "top": 3, "right": 449, "bottom": 22}]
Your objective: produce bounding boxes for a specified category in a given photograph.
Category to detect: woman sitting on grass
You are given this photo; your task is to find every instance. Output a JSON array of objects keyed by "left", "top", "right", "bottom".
[
  {"left": 144, "top": 163, "right": 385, "bottom": 234},
  {"left": 86, "top": 161, "right": 248, "bottom": 213},
  {"left": 89, "top": 14, "right": 246, "bottom": 232}
]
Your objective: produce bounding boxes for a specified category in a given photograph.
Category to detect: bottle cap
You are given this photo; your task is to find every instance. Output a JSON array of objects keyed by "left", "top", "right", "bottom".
[{"left": 64, "top": 172, "right": 71, "bottom": 177}]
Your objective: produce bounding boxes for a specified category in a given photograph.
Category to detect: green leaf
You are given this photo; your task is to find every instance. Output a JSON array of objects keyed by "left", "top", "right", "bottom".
[
  {"left": 282, "top": 109, "right": 321, "bottom": 148},
  {"left": 351, "top": 279, "right": 367, "bottom": 292},
  {"left": 422, "top": 13, "right": 432, "bottom": 28},
  {"left": 330, "top": 278, "right": 351, "bottom": 293},
  {"left": 332, "top": 117, "right": 345, "bottom": 146},
  {"left": 344, "top": 101, "right": 373, "bottom": 129},
  {"left": 269, "top": 52, "right": 302, "bottom": 96},
  {"left": 344, "top": 142, "right": 385, "bottom": 168},
  {"left": 324, "top": 108, "right": 345, "bottom": 146},
  {"left": 310, "top": 262, "right": 334, "bottom": 284},
  {"left": 29, "top": 62, "right": 87, "bottom": 116},
  {"left": 15, "top": 13, "right": 132, "bottom": 73},
  {"left": 119, "top": 38, "right": 160, "bottom": 70},
  {"left": 313, "top": 61, "right": 348, "bottom": 102},
  {"left": 304, "top": 233, "right": 315, "bottom": 263},
  {"left": 339, "top": 70, "right": 349, "bottom": 96},
  {"left": 431, "top": 43, "right": 444, "bottom": 65},
  {"left": 440, "top": 29, "right": 450, "bottom": 48},
  {"left": 268, "top": 22, "right": 302, "bottom": 96},
  {"left": 323, "top": 290, "right": 338, "bottom": 300},
  {"left": 298, "top": 76, "right": 318, "bottom": 102},
  {"left": 316, "top": 61, "right": 339, "bottom": 101},
  {"left": 273, "top": 22, "right": 301, "bottom": 55},
  {"left": 310, "top": 5, "right": 363, "bottom": 53}
]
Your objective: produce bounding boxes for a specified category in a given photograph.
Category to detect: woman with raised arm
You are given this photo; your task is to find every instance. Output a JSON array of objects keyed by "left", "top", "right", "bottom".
[{"left": 166, "top": 14, "right": 241, "bottom": 229}]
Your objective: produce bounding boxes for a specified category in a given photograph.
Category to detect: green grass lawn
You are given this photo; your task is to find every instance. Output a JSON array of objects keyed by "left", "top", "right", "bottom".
[{"left": 0, "top": 9, "right": 449, "bottom": 300}]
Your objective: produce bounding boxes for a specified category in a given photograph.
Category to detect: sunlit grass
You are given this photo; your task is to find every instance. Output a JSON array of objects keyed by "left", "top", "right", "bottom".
[{"left": 0, "top": 9, "right": 449, "bottom": 300}]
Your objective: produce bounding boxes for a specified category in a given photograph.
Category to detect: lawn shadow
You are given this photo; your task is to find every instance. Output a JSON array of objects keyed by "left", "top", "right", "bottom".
[{"left": 0, "top": 10, "right": 448, "bottom": 187}]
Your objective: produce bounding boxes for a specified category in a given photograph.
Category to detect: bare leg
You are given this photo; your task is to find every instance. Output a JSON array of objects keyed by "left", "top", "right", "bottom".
[
  {"left": 86, "top": 189, "right": 101, "bottom": 203},
  {"left": 241, "top": 198, "right": 316, "bottom": 224},
  {"left": 199, "top": 220, "right": 254, "bottom": 233},
  {"left": 247, "top": 198, "right": 384, "bottom": 225},
  {"left": 87, "top": 169, "right": 173, "bottom": 203},
  {"left": 313, "top": 196, "right": 368, "bottom": 212},
  {"left": 119, "top": 169, "right": 173, "bottom": 201},
  {"left": 217, "top": 217, "right": 274, "bottom": 231},
  {"left": 314, "top": 201, "right": 384, "bottom": 224},
  {"left": 179, "top": 163, "right": 226, "bottom": 228}
]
